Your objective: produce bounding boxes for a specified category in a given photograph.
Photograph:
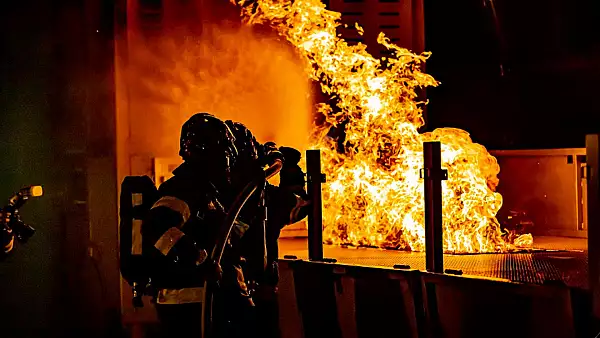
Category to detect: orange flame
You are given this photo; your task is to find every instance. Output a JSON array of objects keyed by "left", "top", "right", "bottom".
[{"left": 234, "top": 0, "right": 532, "bottom": 252}]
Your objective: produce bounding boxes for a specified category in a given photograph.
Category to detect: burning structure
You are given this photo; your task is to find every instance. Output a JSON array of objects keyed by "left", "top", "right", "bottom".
[
  {"left": 4, "top": 1, "right": 594, "bottom": 337},
  {"left": 232, "top": 0, "right": 532, "bottom": 253},
  {"left": 107, "top": 1, "right": 599, "bottom": 337},
  {"left": 122, "top": 0, "right": 534, "bottom": 254}
]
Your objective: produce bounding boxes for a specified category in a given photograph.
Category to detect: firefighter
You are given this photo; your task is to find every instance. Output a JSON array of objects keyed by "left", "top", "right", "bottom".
[
  {"left": 225, "top": 120, "right": 310, "bottom": 338},
  {"left": 141, "top": 113, "right": 255, "bottom": 338},
  {"left": 0, "top": 186, "right": 41, "bottom": 260},
  {"left": 1, "top": 216, "right": 15, "bottom": 258}
]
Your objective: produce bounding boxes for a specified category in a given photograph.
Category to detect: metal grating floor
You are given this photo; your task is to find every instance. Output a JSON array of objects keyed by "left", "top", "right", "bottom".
[{"left": 279, "top": 237, "right": 588, "bottom": 289}]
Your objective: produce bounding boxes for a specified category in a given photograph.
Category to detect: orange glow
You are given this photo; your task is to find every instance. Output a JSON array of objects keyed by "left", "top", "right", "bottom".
[
  {"left": 123, "top": 24, "right": 313, "bottom": 158},
  {"left": 30, "top": 186, "right": 43, "bottom": 197},
  {"left": 234, "top": 0, "right": 533, "bottom": 252}
]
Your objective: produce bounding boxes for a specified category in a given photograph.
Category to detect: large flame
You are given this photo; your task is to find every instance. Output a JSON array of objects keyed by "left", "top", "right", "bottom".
[{"left": 234, "top": 0, "right": 532, "bottom": 252}]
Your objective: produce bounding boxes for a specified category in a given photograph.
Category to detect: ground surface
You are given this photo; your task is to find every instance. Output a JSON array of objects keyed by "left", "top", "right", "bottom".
[{"left": 279, "top": 236, "right": 588, "bottom": 289}]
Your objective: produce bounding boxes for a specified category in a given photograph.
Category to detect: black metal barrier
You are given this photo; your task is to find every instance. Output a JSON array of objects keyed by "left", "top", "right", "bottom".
[
  {"left": 422, "top": 142, "right": 446, "bottom": 274},
  {"left": 277, "top": 260, "right": 304, "bottom": 338},
  {"left": 421, "top": 273, "right": 575, "bottom": 338},
  {"left": 278, "top": 259, "right": 577, "bottom": 338},
  {"left": 277, "top": 260, "right": 424, "bottom": 338},
  {"left": 289, "top": 144, "right": 579, "bottom": 337},
  {"left": 306, "top": 150, "right": 325, "bottom": 261}
]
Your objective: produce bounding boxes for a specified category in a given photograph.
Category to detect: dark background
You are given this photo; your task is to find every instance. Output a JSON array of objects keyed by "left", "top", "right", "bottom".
[
  {"left": 1, "top": 0, "right": 600, "bottom": 337},
  {"left": 0, "top": 1, "right": 120, "bottom": 337},
  {"left": 424, "top": 0, "right": 600, "bottom": 149}
]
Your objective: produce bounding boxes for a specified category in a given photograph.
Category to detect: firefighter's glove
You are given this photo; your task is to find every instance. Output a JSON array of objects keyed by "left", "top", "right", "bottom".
[
  {"left": 262, "top": 142, "right": 284, "bottom": 166},
  {"left": 279, "top": 147, "right": 306, "bottom": 190},
  {"left": 279, "top": 147, "right": 301, "bottom": 165}
]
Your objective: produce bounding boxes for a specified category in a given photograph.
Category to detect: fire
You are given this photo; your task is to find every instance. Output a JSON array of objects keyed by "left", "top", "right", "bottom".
[{"left": 233, "top": 0, "right": 533, "bottom": 252}]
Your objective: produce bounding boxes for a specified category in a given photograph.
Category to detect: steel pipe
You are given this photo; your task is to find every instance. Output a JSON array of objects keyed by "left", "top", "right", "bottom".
[
  {"left": 422, "top": 142, "right": 446, "bottom": 273},
  {"left": 306, "top": 150, "right": 325, "bottom": 261}
]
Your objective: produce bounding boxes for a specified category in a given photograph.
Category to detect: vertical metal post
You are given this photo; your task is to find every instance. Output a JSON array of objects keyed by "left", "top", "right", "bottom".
[
  {"left": 422, "top": 142, "right": 446, "bottom": 273},
  {"left": 306, "top": 150, "right": 324, "bottom": 261},
  {"left": 586, "top": 135, "right": 600, "bottom": 318}
]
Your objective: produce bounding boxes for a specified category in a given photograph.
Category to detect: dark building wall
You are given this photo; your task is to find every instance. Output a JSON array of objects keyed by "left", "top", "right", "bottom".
[
  {"left": 424, "top": 0, "right": 600, "bottom": 150},
  {"left": 0, "top": 2, "right": 62, "bottom": 336},
  {"left": 0, "top": 1, "right": 120, "bottom": 337}
]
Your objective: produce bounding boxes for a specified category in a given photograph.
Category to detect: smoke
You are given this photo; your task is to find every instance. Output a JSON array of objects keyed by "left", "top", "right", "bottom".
[{"left": 123, "top": 24, "right": 313, "bottom": 159}]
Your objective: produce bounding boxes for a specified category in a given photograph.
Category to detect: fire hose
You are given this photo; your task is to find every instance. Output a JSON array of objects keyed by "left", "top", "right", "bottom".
[{"left": 201, "top": 157, "right": 283, "bottom": 338}]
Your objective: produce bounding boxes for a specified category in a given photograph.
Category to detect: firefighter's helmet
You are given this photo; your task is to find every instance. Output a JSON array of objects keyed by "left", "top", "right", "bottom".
[
  {"left": 179, "top": 113, "right": 238, "bottom": 172},
  {"left": 225, "top": 120, "right": 260, "bottom": 163}
]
